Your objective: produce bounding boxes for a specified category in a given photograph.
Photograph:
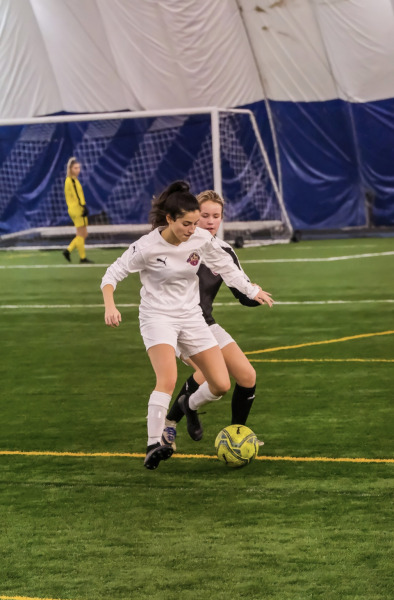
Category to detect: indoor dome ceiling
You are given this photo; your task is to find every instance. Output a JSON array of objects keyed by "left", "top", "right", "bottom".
[
  {"left": 1, "top": 0, "right": 394, "bottom": 118},
  {"left": 1, "top": 0, "right": 394, "bottom": 230}
]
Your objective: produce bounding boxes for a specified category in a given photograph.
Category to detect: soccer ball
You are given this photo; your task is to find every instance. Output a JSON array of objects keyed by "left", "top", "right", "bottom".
[{"left": 215, "top": 424, "right": 259, "bottom": 468}]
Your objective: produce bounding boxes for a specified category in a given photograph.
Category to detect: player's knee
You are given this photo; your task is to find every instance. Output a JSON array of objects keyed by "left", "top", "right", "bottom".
[
  {"left": 237, "top": 365, "right": 256, "bottom": 388},
  {"left": 212, "top": 378, "right": 231, "bottom": 397},
  {"left": 156, "top": 376, "right": 177, "bottom": 396}
]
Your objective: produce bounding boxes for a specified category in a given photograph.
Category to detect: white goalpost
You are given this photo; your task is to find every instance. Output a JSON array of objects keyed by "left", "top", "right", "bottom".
[
  {"left": 209, "top": 106, "right": 292, "bottom": 241},
  {"left": 0, "top": 107, "right": 292, "bottom": 248}
]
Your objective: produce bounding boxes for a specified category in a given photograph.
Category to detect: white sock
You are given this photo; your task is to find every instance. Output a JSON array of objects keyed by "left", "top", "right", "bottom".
[
  {"left": 189, "top": 381, "right": 222, "bottom": 411},
  {"left": 147, "top": 391, "right": 171, "bottom": 446}
]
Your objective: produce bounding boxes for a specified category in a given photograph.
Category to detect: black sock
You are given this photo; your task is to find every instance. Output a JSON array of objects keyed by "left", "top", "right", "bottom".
[
  {"left": 231, "top": 383, "right": 256, "bottom": 425},
  {"left": 167, "top": 375, "right": 200, "bottom": 423}
]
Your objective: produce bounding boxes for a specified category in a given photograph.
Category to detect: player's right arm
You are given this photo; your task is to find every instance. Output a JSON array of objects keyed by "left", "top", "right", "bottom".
[
  {"left": 101, "top": 242, "right": 145, "bottom": 328},
  {"left": 102, "top": 284, "right": 121, "bottom": 327}
]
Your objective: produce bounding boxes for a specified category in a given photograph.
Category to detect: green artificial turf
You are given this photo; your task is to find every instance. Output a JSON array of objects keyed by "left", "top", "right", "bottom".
[{"left": 0, "top": 238, "right": 393, "bottom": 600}]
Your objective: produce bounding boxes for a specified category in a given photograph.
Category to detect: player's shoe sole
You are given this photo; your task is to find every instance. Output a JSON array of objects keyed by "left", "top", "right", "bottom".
[
  {"left": 144, "top": 443, "right": 173, "bottom": 470},
  {"left": 178, "top": 395, "right": 203, "bottom": 441},
  {"left": 161, "top": 425, "right": 177, "bottom": 450},
  {"left": 62, "top": 250, "right": 71, "bottom": 262}
]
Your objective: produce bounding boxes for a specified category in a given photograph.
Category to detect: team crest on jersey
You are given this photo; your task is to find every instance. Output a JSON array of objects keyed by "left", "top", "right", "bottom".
[{"left": 187, "top": 252, "right": 200, "bottom": 267}]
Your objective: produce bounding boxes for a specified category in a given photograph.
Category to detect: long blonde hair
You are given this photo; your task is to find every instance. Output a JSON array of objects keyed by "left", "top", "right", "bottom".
[
  {"left": 66, "top": 156, "right": 80, "bottom": 178},
  {"left": 197, "top": 190, "right": 224, "bottom": 215}
]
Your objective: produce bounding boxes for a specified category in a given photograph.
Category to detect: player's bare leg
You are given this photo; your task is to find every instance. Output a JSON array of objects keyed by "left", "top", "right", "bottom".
[
  {"left": 190, "top": 344, "right": 256, "bottom": 425},
  {"left": 167, "top": 342, "right": 256, "bottom": 435},
  {"left": 221, "top": 342, "right": 255, "bottom": 387},
  {"left": 76, "top": 225, "right": 88, "bottom": 239},
  {"left": 221, "top": 342, "right": 256, "bottom": 425},
  {"left": 144, "top": 344, "right": 176, "bottom": 469},
  {"left": 191, "top": 346, "right": 230, "bottom": 396},
  {"left": 174, "top": 346, "right": 230, "bottom": 441},
  {"left": 148, "top": 343, "right": 178, "bottom": 395}
]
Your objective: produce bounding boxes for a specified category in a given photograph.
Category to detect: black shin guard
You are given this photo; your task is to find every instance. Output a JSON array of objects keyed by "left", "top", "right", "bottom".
[
  {"left": 231, "top": 383, "right": 256, "bottom": 425},
  {"left": 167, "top": 375, "right": 200, "bottom": 423}
]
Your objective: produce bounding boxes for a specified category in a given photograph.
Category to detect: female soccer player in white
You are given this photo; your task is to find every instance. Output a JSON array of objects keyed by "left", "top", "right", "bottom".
[
  {"left": 101, "top": 181, "right": 273, "bottom": 470},
  {"left": 164, "top": 190, "right": 261, "bottom": 444}
]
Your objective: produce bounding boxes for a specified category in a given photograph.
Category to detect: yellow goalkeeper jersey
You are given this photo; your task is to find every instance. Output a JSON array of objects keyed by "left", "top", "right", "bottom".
[{"left": 64, "top": 176, "right": 86, "bottom": 216}]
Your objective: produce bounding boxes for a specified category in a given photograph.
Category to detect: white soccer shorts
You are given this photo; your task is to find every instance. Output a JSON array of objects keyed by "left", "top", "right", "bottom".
[
  {"left": 209, "top": 323, "right": 235, "bottom": 350},
  {"left": 174, "top": 322, "right": 235, "bottom": 363},
  {"left": 140, "top": 313, "right": 218, "bottom": 359}
]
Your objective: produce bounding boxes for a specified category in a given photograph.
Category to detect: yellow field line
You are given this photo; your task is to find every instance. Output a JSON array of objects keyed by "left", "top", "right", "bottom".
[
  {"left": 257, "top": 456, "right": 394, "bottom": 464},
  {"left": 245, "top": 330, "right": 394, "bottom": 355},
  {"left": 249, "top": 358, "right": 394, "bottom": 363},
  {"left": 0, "top": 596, "right": 68, "bottom": 600},
  {"left": 0, "top": 450, "right": 392, "bottom": 464}
]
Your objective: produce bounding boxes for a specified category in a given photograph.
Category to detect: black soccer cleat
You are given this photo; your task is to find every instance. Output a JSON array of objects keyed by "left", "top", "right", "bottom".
[
  {"left": 80, "top": 258, "right": 94, "bottom": 264},
  {"left": 144, "top": 442, "right": 173, "bottom": 470},
  {"left": 178, "top": 395, "right": 203, "bottom": 441},
  {"left": 62, "top": 249, "right": 71, "bottom": 263}
]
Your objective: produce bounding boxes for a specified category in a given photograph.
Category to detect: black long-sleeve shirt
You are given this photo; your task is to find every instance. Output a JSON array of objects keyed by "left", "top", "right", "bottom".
[{"left": 198, "top": 238, "right": 259, "bottom": 325}]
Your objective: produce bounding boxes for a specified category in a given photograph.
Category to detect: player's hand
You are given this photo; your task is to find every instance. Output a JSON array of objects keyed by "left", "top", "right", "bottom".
[
  {"left": 82, "top": 206, "right": 89, "bottom": 217},
  {"left": 253, "top": 288, "right": 274, "bottom": 307},
  {"left": 105, "top": 306, "right": 122, "bottom": 327}
]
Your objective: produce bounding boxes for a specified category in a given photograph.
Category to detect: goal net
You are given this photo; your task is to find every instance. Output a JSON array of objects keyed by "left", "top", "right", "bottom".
[{"left": 0, "top": 108, "right": 292, "bottom": 248}]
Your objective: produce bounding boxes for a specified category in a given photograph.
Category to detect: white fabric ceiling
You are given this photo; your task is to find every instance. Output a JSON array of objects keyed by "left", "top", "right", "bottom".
[{"left": 1, "top": 0, "right": 394, "bottom": 119}]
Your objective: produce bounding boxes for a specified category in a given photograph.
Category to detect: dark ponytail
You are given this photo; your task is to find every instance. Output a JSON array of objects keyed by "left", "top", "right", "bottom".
[{"left": 150, "top": 181, "right": 200, "bottom": 229}]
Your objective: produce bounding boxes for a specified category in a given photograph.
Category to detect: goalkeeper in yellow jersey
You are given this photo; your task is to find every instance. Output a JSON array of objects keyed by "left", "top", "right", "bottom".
[{"left": 62, "top": 157, "right": 93, "bottom": 264}]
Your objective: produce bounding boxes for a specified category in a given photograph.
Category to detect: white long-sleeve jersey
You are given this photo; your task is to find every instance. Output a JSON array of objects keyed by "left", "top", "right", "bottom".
[{"left": 101, "top": 227, "right": 259, "bottom": 320}]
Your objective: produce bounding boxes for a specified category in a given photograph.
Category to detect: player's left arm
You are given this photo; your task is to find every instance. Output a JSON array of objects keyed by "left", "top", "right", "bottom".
[
  {"left": 77, "top": 182, "right": 89, "bottom": 216},
  {"left": 201, "top": 237, "right": 274, "bottom": 307},
  {"left": 222, "top": 246, "right": 260, "bottom": 308},
  {"left": 229, "top": 286, "right": 261, "bottom": 307}
]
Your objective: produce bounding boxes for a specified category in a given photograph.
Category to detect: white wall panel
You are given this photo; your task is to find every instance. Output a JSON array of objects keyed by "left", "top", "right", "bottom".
[
  {"left": 97, "top": 0, "right": 262, "bottom": 110},
  {"left": 30, "top": 0, "right": 134, "bottom": 113},
  {"left": 0, "top": 0, "right": 61, "bottom": 117},
  {"left": 313, "top": 0, "right": 394, "bottom": 102},
  {"left": 96, "top": 0, "right": 184, "bottom": 110},
  {"left": 156, "top": 0, "right": 262, "bottom": 107},
  {"left": 238, "top": 0, "right": 338, "bottom": 101}
]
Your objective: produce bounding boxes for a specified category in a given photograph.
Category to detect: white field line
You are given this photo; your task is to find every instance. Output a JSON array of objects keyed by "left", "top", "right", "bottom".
[
  {"left": 273, "top": 299, "right": 394, "bottom": 305},
  {"left": 0, "top": 299, "right": 393, "bottom": 310},
  {"left": 0, "top": 243, "right": 131, "bottom": 251},
  {"left": 0, "top": 251, "right": 393, "bottom": 269},
  {"left": 0, "top": 243, "right": 380, "bottom": 254},
  {"left": 242, "top": 251, "right": 394, "bottom": 263},
  {"left": 0, "top": 263, "right": 109, "bottom": 269},
  {"left": 292, "top": 244, "right": 378, "bottom": 250}
]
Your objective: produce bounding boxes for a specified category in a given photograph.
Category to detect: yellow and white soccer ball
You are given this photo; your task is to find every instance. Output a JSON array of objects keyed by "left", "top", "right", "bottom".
[{"left": 215, "top": 424, "right": 259, "bottom": 468}]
